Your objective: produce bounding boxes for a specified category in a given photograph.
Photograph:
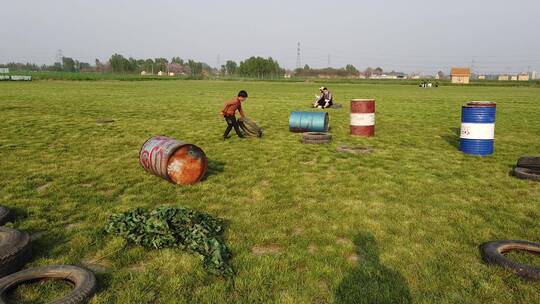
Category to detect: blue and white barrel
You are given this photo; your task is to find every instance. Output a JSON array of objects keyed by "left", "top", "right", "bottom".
[{"left": 460, "top": 103, "right": 496, "bottom": 156}]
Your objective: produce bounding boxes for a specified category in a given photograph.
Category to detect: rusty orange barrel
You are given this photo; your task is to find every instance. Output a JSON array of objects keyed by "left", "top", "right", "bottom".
[
  {"left": 350, "top": 99, "right": 375, "bottom": 137},
  {"left": 139, "top": 136, "right": 208, "bottom": 185}
]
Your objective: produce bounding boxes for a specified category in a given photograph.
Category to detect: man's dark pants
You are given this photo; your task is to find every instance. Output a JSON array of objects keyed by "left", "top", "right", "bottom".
[{"left": 223, "top": 116, "right": 243, "bottom": 138}]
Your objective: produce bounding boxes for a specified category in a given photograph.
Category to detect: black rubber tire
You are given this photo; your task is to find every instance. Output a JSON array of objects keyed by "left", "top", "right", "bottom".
[
  {"left": 336, "top": 145, "right": 373, "bottom": 154},
  {"left": 238, "top": 117, "right": 263, "bottom": 138},
  {"left": 0, "top": 265, "right": 97, "bottom": 304},
  {"left": 479, "top": 240, "right": 540, "bottom": 281},
  {"left": 517, "top": 156, "right": 540, "bottom": 171},
  {"left": 512, "top": 167, "right": 540, "bottom": 182},
  {"left": 301, "top": 138, "right": 331, "bottom": 144},
  {"left": 0, "top": 207, "right": 10, "bottom": 226},
  {"left": 302, "top": 132, "right": 332, "bottom": 141},
  {"left": 0, "top": 227, "right": 31, "bottom": 278}
]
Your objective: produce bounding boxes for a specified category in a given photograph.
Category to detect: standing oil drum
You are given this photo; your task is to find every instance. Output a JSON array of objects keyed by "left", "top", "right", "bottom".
[
  {"left": 289, "top": 111, "right": 329, "bottom": 133},
  {"left": 139, "top": 136, "right": 208, "bottom": 185},
  {"left": 350, "top": 99, "right": 375, "bottom": 137},
  {"left": 460, "top": 102, "right": 496, "bottom": 156}
]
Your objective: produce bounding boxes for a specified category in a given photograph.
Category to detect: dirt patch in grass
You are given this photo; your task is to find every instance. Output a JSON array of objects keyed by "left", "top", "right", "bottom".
[
  {"left": 308, "top": 244, "right": 317, "bottom": 254},
  {"left": 36, "top": 183, "right": 51, "bottom": 192},
  {"left": 252, "top": 244, "right": 282, "bottom": 256},
  {"left": 347, "top": 254, "right": 359, "bottom": 263},
  {"left": 336, "top": 237, "right": 350, "bottom": 245},
  {"left": 82, "top": 259, "right": 111, "bottom": 274}
]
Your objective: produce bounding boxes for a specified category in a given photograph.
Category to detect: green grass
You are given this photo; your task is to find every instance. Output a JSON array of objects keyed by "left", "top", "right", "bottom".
[{"left": 0, "top": 80, "right": 539, "bottom": 303}]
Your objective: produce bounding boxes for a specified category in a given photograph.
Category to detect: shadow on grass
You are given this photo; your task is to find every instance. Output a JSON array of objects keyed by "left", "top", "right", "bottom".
[
  {"left": 442, "top": 127, "right": 461, "bottom": 150},
  {"left": 203, "top": 160, "right": 225, "bottom": 180},
  {"left": 335, "top": 232, "right": 411, "bottom": 304}
]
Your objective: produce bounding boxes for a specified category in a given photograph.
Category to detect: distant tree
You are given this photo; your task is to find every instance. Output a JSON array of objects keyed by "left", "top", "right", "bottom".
[
  {"left": 154, "top": 58, "right": 169, "bottom": 73},
  {"left": 303, "top": 64, "right": 311, "bottom": 70},
  {"left": 188, "top": 59, "right": 203, "bottom": 76},
  {"left": 374, "top": 67, "right": 383, "bottom": 76},
  {"left": 109, "top": 54, "right": 131, "bottom": 73},
  {"left": 171, "top": 57, "right": 184, "bottom": 65},
  {"left": 345, "top": 64, "right": 359, "bottom": 75},
  {"left": 363, "top": 67, "right": 374, "bottom": 78},
  {"left": 62, "top": 57, "right": 76, "bottom": 72},
  {"left": 437, "top": 71, "right": 445, "bottom": 79},
  {"left": 225, "top": 60, "right": 238, "bottom": 75},
  {"left": 237, "top": 57, "right": 283, "bottom": 78}
]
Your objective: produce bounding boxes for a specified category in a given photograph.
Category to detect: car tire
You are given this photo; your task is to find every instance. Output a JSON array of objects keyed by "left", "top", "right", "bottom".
[
  {"left": 0, "top": 265, "right": 97, "bottom": 304},
  {"left": 302, "top": 132, "right": 332, "bottom": 141},
  {"left": 479, "top": 240, "right": 540, "bottom": 281},
  {"left": 517, "top": 156, "right": 540, "bottom": 171},
  {"left": 512, "top": 167, "right": 540, "bottom": 182},
  {"left": 0, "top": 227, "right": 31, "bottom": 278},
  {"left": 0, "top": 207, "right": 10, "bottom": 226}
]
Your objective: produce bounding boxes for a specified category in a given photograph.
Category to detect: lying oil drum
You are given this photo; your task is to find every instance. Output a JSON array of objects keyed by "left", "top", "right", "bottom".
[
  {"left": 460, "top": 103, "right": 496, "bottom": 156},
  {"left": 289, "top": 111, "right": 329, "bottom": 133},
  {"left": 139, "top": 136, "right": 208, "bottom": 185},
  {"left": 350, "top": 99, "right": 375, "bottom": 137}
]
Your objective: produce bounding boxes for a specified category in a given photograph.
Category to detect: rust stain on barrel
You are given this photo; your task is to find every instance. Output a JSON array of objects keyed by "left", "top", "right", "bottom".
[{"left": 140, "top": 136, "right": 207, "bottom": 185}]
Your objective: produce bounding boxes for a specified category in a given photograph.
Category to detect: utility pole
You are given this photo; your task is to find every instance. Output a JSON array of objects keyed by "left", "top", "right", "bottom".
[
  {"left": 56, "top": 49, "right": 63, "bottom": 64},
  {"left": 296, "top": 42, "right": 301, "bottom": 69},
  {"left": 328, "top": 54, "right": 331, "bottom": 68}
]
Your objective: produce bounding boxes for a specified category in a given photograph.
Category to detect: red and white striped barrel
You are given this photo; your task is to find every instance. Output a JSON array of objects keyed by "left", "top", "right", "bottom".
[{"left": 350, "top": 99, "right": 375, "bottom": 137}]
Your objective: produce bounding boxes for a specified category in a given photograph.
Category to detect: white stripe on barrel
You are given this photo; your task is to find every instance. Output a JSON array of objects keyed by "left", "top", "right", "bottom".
[
  {"left": 350, "top": 113, "right": 375, "bottom": 126},
  {"left": 460, "top": 123, "right": 495, "bottom": 140}
]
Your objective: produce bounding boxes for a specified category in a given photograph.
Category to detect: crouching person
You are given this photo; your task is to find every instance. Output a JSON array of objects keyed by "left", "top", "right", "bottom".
[
  {"left": 313, "top": 87, "right": 333, "bottom": 109},
  {"left": 221, "top": 90, "right": 248, "bottom": 140}
]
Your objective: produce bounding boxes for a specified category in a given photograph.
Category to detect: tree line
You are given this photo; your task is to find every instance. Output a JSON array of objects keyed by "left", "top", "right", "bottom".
[{"left": 1, "top": 54, "right": 392, "bottom": 79}]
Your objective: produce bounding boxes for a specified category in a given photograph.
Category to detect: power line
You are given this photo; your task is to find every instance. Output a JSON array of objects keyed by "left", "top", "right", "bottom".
[{"left": 296, "top": 42, "right": 301, "bottom": 69}]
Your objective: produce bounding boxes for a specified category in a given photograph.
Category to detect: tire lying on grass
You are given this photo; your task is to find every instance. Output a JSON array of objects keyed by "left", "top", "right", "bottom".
[
  {"left": 0, "top": 207, "right": 10, "bottom": 226},
  {"left": 517, "top": 156, "right": 540, "bottom": 171},
  {"left": 302, "top": 132, "right": 332, "bottom": 141},
  {"left": 301, "top": 138, "right": 331, "bottom": 144},
  {"left": 512, "top": 167, "right": 540, "bottom": 182},
  {"left": 336, "top": 145, "right": 373, "bottom": 154},
  {"left": 0, "top": 265, "right": 97, "bottom": 304},
  {"left": 0, "top": 227, "right": 31, "bottom": 277},
  {"left": 479, "top": 240, "right": 540, "bottom": 281}
]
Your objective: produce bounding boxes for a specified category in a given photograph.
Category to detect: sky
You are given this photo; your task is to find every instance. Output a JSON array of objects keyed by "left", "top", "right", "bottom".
[{"left": 1, "top": 0, "right": 539, "bottom": 74}]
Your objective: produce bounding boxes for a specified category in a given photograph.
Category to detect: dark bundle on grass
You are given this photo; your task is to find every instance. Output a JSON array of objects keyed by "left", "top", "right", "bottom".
[{"left": 105, "top": 206, "right": 233, "bottom": 277}]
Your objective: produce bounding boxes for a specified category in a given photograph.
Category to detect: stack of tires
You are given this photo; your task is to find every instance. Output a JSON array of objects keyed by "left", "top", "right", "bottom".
[
  {"left": 0, "top": 205, "right": 97, "bottom": 303},
  {"left": 301, "top": 132, "right": 332, "bottom": 144},
  {"left": 512, "top": 156, "right": 540, "bottom": 181}
]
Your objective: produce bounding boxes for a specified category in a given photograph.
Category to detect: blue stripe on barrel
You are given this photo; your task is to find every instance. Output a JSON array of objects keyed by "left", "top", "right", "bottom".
[
  {"left": 289, "top": 111, "right": 329, "bottom": 133},
  {"left": 460, "top": 105, "right": 496, "bottom": 156}
]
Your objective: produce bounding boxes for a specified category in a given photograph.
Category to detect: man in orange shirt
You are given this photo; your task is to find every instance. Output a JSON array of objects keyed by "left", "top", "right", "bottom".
[{"left": 220, "top": 90, "right": 248, "bottom": 140}]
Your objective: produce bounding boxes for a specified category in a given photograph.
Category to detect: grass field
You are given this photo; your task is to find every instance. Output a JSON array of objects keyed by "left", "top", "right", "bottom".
[{"left": 0, "top": 80, "right": 539, "bottom": 303}]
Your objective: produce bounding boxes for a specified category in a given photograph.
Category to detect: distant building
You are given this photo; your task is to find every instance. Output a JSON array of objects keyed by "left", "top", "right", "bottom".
[
  {"left": 450, "top": 67, "right": 471, "bottom": 84},
  {"left": 510, "top": 75, "right": 518, "bottom": 81},
  {"left": 498, "top": 75, "right": 509, "bottom": 81},
  {"left": 0, "top": 68, "right": 8, "bottom": 74},
  {"left": 284, "top": 73, "right": 292, "bottom": 79},
  {"left": 140, "top": 71, "right": 147, "bottom": 76},
  {"left": 157, "top": 71, "right": 165, "bottom": 76},
  {"left": 532, "top": 71, "right": 538, "bottom": 80},
  {"left": 518, "top": 74, "right": 529, "bottom": 81},
  {"left": 168, "top": 72, "right": 175, "bottom": 77},
  {"left": 477, "top": 75, "right": 486, "bottom": 80}
]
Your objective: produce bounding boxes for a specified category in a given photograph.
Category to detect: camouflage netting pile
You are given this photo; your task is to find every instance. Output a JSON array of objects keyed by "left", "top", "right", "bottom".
[{"left": 105, "top": 206, "right": 233, "bottom": 277}]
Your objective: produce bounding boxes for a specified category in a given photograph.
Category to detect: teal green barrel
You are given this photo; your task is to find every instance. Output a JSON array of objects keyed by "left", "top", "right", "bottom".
[{"left": 289, "top": 111, "right": 329, "bottom": 133}]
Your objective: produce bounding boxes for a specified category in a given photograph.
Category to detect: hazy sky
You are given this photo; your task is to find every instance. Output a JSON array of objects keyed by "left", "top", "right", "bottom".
[{"left": 1, "top": 0, "right": 539, "bottom": 74}]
